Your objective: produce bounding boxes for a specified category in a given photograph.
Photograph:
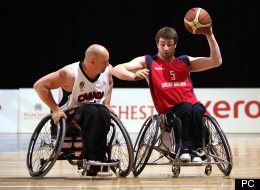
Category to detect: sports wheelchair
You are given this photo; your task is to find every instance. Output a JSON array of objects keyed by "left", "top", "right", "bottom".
[
  {"left": 133, "top": 114, "right": 233, "bottom": 177},
  {"left": 26, "top": 112, "right": 134, "bottom": 178}
]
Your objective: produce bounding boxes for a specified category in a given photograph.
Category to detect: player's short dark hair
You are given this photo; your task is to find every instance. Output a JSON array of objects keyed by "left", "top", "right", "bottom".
[{"left": 155, "top": 27, "right": 178, "bottom": 44}]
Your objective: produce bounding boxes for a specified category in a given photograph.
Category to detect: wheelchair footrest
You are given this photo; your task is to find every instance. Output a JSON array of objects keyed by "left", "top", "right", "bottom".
[
  {"left": 77, "top": 160, "right": 120, "bottom": 177},
  {"left": 85, "top": 160, "right": 120, "bottom": 166}
]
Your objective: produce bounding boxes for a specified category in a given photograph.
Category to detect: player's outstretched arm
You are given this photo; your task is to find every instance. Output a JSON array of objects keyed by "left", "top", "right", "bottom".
[{"left": 113, "top": 56, "right": 146, "bottom": 81}]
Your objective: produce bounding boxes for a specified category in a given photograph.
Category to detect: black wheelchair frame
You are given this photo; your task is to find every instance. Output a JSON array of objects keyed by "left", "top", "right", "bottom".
[
  {"left": 26, "top": 112, "right": 134, "bottom": 178},
  {"left": 133, "top": 114, "right": 233, "bottom": 177}
]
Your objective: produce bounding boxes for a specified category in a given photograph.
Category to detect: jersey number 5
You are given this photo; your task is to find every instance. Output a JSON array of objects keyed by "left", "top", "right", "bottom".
[{"left": 170, "top": 70, "right": 176, "bottom": 81}]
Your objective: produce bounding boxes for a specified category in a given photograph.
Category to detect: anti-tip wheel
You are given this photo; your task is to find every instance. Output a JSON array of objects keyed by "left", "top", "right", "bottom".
[
  {"left": 77, "top": 168, "right": 86, "bottom": 177},
  {"left": 115, "top": 168, "right": 120, "bottom": 177},
  {"left": 172, "top": 166, "right": 180, "bottom": 177},
  {"left": 205, "top": 165, "right": 212, "bottom": 176}
]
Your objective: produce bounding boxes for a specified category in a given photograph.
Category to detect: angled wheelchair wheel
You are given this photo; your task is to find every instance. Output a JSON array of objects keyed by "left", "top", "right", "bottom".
[
  {"left": 107, "top": 112, "right": 134, "bottom": 177},
  {"left": 26, "top": 114, "right": 66, "bottom": 178},
  {"left": 133, "top": 116, "right": 152, "bottom": 153},
  {"left": 133, "top": 114, "right": 160, "bottom": 177},
  {"left": 204, "top": 115, "right": 233, "bottom": 176}
]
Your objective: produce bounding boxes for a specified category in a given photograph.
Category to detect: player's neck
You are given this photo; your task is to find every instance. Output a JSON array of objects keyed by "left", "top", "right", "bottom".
[{"left": 158, "top": 54, "right": 174, "bottom": 63}]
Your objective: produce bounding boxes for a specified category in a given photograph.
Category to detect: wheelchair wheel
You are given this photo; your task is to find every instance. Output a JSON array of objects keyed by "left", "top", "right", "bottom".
[
  {"left": 107, "top": 112, "right": 134, "bottom": 177},
  {"left": 204, "top": 115, "right": 233, "bottom": 176},
  {"left": 133, "top": 116, "right": 152, "bottom": 153},
  {"left": 133, "top": 114, "right": 160, "bottom": 177},
  {"left": 26, "top": 114, "right": 66, "bottom": 178}
]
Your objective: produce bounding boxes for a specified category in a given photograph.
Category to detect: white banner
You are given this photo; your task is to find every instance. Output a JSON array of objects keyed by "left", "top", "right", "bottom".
[
  {"left": 18, "top": 88, "right": 58, "bottom": 133},
  {"left": 111, "top": 88, "right": 157, "bottom": 133},
  {"left": 111, "top": 88, "right": 260, "bottom": 134},
  {"left": 195, "top": 88, "right": 260, "bottom": 133},
  {"left": 0, "top": 90, "right": 19, "bottom": 133},
  {"left": 1, "top": 88, "right": 257, "bottom": 133}
]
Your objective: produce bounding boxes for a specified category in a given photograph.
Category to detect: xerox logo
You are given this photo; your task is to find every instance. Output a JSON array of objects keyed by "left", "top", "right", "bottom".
[{"left": 204, "top": 100, "right": 260, "bottom": 119}]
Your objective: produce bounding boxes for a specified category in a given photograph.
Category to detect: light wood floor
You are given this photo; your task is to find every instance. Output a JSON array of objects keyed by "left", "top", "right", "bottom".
[{"left": 0, "top": 133, "right": 260, "bottom": 190}]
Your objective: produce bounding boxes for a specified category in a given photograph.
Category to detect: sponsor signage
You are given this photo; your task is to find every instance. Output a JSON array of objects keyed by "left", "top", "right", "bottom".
[
  {"left": 111, "top": 88, "right": 260, "bottom": 133},
  {"left": 18, "top": 88, "right": 58, "bottom": 133},
  {"left": 0, "top": 90, "right": 19, "bottom": 133},
  {"left": 0, "top": 88, "right": 259, "bottom": 133}
]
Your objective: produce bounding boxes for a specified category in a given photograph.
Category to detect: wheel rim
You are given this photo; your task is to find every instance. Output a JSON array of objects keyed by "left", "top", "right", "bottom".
[
  {"left": 27, "top": 115, "right": 66, "bottom": 178},
  {"left": 108, "top": 113, "right": 133, "bottom": 177},
  {"left": 205, "top": 115, "right": 232, "bottom": 175},
  {"left": 133, "top": 115, "right": 160, "bottom": 176}
]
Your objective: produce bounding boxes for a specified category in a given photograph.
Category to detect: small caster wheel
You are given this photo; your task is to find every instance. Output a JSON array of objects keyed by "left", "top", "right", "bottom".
[
  {"left": 77, "top": 168, "right": 85, "bottom": 176},
  {"left": 205, "top": 165, "right": 212, "bottom": 176},
  {"left": 115, "top": 168, "right": 120, "bottom": 177},
  {"left": 172, "top": 166, "right": 180, "bottom": 177}
]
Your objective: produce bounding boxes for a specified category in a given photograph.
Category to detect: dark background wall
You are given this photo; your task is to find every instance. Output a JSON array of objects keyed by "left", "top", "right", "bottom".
[{"left": 2, "top": 0, "right": 257, "bottom": 88}]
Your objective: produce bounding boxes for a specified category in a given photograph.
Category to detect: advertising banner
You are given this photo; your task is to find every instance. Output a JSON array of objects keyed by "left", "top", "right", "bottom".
[
  {"left": 18, "top": 88, "right": 58, "bottom": 133},
  {"left": 4, "top": 88, "right": 258, "bottom": 134},
  {"left": 195, "top": 88, "right": 260, "bottom": 133},
  {"left": 0, "top": 90, "right": 19, "bottom": 133},
  {"left": 111, "top": 88, "right": 260, "bottom": 133}
]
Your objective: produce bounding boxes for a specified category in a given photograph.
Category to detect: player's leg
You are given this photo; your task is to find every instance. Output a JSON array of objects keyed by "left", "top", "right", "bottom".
[
  {"left": 74, "top": 104, "right": 111, "bottom": 176},
  {"left": 75, "top": 104, "right": 98, "bottom": 161},
  {"left": 167, "top": 102, "right": 193, "bottom": 162},
  {"left": 192, "top": 102, "right": 206, "bottom": 162},
  {"left": 94, "top": 104, "right": 110, "bottom": 162}
]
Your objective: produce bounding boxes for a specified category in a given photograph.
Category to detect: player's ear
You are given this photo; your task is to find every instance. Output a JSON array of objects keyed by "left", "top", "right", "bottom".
[
  {"left": 174, "top": 43, "right": 177, "bottom": 48},
  {"left": 90, "top": 58, "right": 95, "bottom": 64}
]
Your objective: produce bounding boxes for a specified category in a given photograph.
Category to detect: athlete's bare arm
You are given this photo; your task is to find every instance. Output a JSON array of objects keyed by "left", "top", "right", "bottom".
[
  {"left": 113, "top": 56, "right": 148, "bottom": 81},
  {"left": 34, "top": 66, "right": 74, "bottom": 123},
  {"left": 189, "top": 28, "right": 222, "bottom": 72}
]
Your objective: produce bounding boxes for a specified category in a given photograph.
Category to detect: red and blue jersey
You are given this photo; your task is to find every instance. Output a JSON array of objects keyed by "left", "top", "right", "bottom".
[{"left": 145, "top": 55, "right": 198, "bottom": 114}]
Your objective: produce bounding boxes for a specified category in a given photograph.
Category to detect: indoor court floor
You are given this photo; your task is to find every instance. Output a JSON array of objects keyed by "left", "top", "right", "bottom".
[{"left": 0, "top": 133, "right": 259, "bottom": 190}]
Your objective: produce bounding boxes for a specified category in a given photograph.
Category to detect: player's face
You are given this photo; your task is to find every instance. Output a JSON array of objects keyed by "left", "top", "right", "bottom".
[
  {"left": 96, "top": 52, "right": 109, "bottom": 73},
  {"left": 157, "top": 38, "right": 176, "bottom": 62}
]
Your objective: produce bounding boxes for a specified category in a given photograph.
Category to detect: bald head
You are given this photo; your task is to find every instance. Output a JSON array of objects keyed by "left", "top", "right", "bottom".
[
  {"left": 85, "top": 44, "right": 109, "bottom": 59},
  {"left": 83, "top": 44, "right": 110, "bottom": 77}
]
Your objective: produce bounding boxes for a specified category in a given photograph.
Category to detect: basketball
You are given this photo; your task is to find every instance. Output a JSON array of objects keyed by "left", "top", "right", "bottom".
[{"left": 184, "top": 7, "right": 211, "bottom": 35}]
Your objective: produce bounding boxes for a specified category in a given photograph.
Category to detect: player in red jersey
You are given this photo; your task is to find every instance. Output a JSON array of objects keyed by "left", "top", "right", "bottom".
[{"left": 113, "top": 26, "right": 222, "bottom": 162}]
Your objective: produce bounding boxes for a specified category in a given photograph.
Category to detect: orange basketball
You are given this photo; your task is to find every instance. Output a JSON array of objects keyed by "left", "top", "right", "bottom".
[{"left": 184, "top": 7, "right": 212, "bottom": 35}]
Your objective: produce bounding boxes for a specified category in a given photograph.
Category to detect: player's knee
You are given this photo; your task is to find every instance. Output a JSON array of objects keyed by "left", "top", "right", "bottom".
[
  {"left": 98, "top": 106, "right": 110, "bottom": 118},
  {"left": 82, "top": 104, "right": 98, "bottom": 116}
]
